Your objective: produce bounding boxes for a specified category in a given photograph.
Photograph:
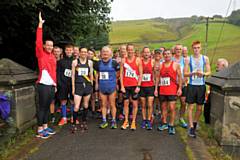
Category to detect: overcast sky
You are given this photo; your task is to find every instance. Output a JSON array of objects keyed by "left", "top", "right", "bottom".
[{"left": 110, "top": 0, "right": 240, "bottom": 21}]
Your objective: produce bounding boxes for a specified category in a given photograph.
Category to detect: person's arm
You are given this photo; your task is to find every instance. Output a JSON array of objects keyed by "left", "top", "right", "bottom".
[
  {"left": 36, "top": 12, "right": 44, "bottom": 58},
  {"left": 176, "top": 63, "right": 182, "bottom": 96},
  {"left": 71, "top": 60, "right": 77, "bottom": 96},
  {"left": 93, "top": 61, "right": 99, "bottom": 91},
  {"left": 137, "top": 57, "right": 143, "bottom": 87},
  {"left": 120, "top": 58, "right": 125, "bottom": 93},
  {"left": 57, "top": 61, "right": 61, "bottom": 87},
  {"left": 151, "top": 59, "right": 155, "bottom": 83},
  {"left": 89, "top": 60, "right": 94, "bottom": 85},
  {"left": 154, "top": 63, "right": 161, "bottom": 97},
  {"left": 204, "top": 56, "right": 211, "bottom": 76},
  {"left": 184, "top": 57, "right": 191, "bottom": 77}
]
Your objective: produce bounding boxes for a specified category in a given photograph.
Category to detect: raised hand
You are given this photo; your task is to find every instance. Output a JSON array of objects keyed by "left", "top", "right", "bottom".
[{"left": 38, "top": 12, "right": 45, "bottom": 28}]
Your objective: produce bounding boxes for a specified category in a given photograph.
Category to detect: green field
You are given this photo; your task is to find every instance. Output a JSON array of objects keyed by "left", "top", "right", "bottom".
[{"left": 109, "top": 18, "right": 240, "bottom": 65}]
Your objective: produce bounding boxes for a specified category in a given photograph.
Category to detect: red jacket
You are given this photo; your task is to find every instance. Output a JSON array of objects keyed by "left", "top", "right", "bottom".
[{"left": 35, "top": 27, "right": 56, "bottom": 86}]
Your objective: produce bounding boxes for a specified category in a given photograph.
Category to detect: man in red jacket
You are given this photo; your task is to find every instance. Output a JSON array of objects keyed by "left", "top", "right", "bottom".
[{"left": 35, "top": 12, "right": 56, "bottom": 139}]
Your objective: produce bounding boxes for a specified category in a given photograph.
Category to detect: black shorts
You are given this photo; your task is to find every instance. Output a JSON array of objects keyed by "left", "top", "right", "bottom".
[
  {"left": 181, "top": 86, "right": 187, "bottom": 97},
  {"left": 186, "top": 84, "right": 206, "bottom": 105},
  {"left": 159, "top": 95, "right": 177, "bottom": 102},
  {"left": 123, "top": 86, "right": 139, "bottom": 100},
  {"left": 58, "top": 84, "right": 73, "bottom": 100},
  {"left": 75, "top": 82, "right": 93, "bottom": 97},
  {"left": 140, "top": 86, "right": 154, "bottom": 97}
]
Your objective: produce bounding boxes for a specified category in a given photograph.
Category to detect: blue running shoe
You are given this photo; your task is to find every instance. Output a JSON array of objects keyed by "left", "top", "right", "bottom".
[
  {"left": 168, "top": 126, "right": 176, "bottom": 135},
  {"left": 146, "top": 120, "right": 153, "bottom": 130},
  {"left": 141, "top": 120, "right": 147, "bottom": 129},
  {"left": 44, "top": 127, "right": 56, "bottom": 135},
  {"left": 36, "top": 130, "right": 50, "bottom": 139},
  {"left": 158, "top": 123, "right": 168, "bottom": 131}
]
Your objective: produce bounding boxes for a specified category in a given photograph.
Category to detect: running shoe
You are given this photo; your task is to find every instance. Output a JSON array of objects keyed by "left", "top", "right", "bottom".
[
  {"left": 146, "top": 120, "right": 153, "bottom": 130},
  {"left": 141, "top": 120, "right": 146, "bottom": 129},
  {"left": 158, "top": 123, "right": 168, "bottom": 131},
  {"left": 36, "top": 130, "right": 50, "bottom": 139},
  {"left": 110, "top": 120, "right": 117, "bottom": 129},
  {"left": 121, "top": 121, "right": 129, "bottom": 130},
  {"left": 58, "top": 118, "right": 67, "bottom": 126},
  {"left": 99, "top": 121, "right": 108, "bottom": 129},
  {"left": 168, "top": 126, "right": 176, "bottom": 135},
  {"left": 44, "top": 127, "right": 56, "bottom": 135},
  {"left": 179, "top": 118, "right": 188, "bottom": 128},
  {"left": 130, "top": 121, "right": 136, "bottom": 130},
  {"left": 188, "top": 127, "right": 196, "bottom": 138}
]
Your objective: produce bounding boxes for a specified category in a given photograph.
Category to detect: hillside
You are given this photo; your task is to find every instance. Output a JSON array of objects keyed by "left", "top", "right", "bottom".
[{"left": 109, "top": 18, "right": 240, "bottom": 64}]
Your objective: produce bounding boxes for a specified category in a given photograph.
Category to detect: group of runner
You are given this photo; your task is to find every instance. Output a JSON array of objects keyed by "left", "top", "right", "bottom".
[{"left": 35, "top": 12, "right": 212, "bottom": 139}]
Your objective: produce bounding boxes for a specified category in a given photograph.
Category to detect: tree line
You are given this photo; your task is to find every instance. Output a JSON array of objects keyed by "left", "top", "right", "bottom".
[{"left": 0, "top": 0, "right": 112, "bottom": 69}]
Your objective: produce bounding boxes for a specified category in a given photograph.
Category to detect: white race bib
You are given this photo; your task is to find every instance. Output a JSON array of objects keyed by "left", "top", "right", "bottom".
[
  {"left": 99, "top": 72, "right": 109, "bottom": 80},
  {"left": 160, "top": 77, "right": 170, "bottom": 86},
  {"left": 78, "top": 68, "right": 88, "bottom": 76},
  {"left": 64, "top": 69, "right": 72, "bottom": 77},
  {"left": 125, "top": 69, "right": 136, "bottom": 78},
  {"left": 142, "top": 74, "right": 151, "bottom": 82}
]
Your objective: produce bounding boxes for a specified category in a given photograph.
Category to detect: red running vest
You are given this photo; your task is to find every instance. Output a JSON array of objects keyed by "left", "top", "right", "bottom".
[
  {"left": 123, "top": 57, "right": 139, "bottom": 87},
  {"left": 159, "top": 61, "right": 177, "bottom": 95},
  {"left": 141, "top": 59, "right": 154, "bottom": 87}
]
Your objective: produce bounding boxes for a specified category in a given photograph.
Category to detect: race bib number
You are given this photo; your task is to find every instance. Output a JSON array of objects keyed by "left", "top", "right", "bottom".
[
  {"left": 142, "top": 74, "right": 151, "bottom": 82},
  {"left": 125, "top": 70, "right": 136, "bottom": 78},
  {"left": 99, "top": 72, "right": 109, "bottom": 80},
  {"left": 192, "top": 70, "right": 201, "bottom": 80},
  {"left": 160, "top": 77, "right": 170, "bottom": 86},
  {"left": 78, "top": 68, "right": 88, "bottom": 76},
  {"left": 192, "top": 75, "right": 198, "bottom": 80},
  {"left": 64, "top": 69, "right": 72, "bottom": 77}
]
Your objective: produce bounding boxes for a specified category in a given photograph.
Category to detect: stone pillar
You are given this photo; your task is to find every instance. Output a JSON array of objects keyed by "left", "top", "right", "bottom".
[
  {"left": 0, "top": 58, "right": 38, "bottom": 133},
  {"left": 206, "top": 61, "right": 240, "bottom": 158}
]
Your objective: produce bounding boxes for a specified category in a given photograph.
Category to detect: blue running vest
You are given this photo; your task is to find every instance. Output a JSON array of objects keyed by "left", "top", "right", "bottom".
[
  {"left": 189, "top": 55, "right": 206, "bottom": 85},
  {"left": 99, "top": 59, "right": 116, "bottom": 94}
]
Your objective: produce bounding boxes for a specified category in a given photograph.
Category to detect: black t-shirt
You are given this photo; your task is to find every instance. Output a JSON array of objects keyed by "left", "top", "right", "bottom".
[{"left": 94, "top": 59, "right": 120, "bottom": 72}]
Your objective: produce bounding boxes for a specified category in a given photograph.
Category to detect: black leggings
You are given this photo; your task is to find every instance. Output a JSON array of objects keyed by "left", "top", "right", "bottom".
[{"left": 37, "top": 84, "right": 55, "bottom": 126}]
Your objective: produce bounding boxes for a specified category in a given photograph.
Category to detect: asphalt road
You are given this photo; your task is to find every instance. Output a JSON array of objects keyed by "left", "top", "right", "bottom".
[{"left": 27, "top": 118, "right": 188, "bottom": 160}]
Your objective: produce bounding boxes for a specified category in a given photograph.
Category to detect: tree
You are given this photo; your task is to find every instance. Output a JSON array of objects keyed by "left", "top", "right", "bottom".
[
  {"left": 228, "top": 9, "right": 240, "bottom": 26},
  {"left": 0, "top": 0, "right": 113, "bottom": 69}
]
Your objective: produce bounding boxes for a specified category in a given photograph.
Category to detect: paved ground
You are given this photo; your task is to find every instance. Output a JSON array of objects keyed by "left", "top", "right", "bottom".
[{"left": 26, "top": 118, "right": 188, "bottom": 160}]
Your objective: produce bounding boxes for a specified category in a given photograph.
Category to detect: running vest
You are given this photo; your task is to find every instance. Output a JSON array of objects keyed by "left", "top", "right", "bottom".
[
  {"left": 58, "top": 56, "right": 73, "bottom": 86},
  {"left": 141, "top": 59, "right": 154, "bottom": 87},
  {"left": 189, "top": 55, "right": 205, "bottom": 85},
  {"left": 159, "top": 61, "right": 178, "bottom": 95},
  {"left": 98, "top": 59, "right": 117, "bottom": 93},
  {"left": 75, "top": 59, "right": 91, "bottom": 84},
  {"left": 123, "top": 57, "right": 139, "bottom": 87}
]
